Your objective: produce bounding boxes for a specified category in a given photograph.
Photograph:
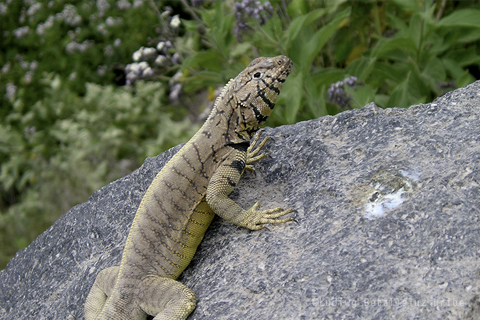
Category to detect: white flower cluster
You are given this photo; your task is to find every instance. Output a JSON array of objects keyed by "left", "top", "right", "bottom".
[
  {"left": 114, "top": 38, "right": 122, "bottom": 47},
  {"left": 123, "top": 7, "right": 183, "bottom": 91},
  {"left": 36, "top": 4, "right": 83, "bottom": 37},
  {"left": 133, "top": 0, "right": 144, "bottom": 9},
  {"left": 0, "top": 3, "right": 7, "bottom": 16},
  {"left": 125, "top": 61, "right": 154, "bottom": 83},
  {"left": 97, "top": 65, "right": 108, "bottom": 76},
  {"left": 36, "top": 15, "right": 55, "bottom": 36},
  {"left": 1, "top": 62, "right": 11, "bottom": 74},
  {"left": 106, "top": 16, "right": 123, "bottom": 26},
  {"left": 169, "top": 71, "right": 183, "bottom": 102},
  {"left": 26, "top": 2, "right": 42, "bottom": 16},
  {"left": 56, "top": 4, "right": 82, "bottom": 27},
  {"left": 67, "top": 27, "right": 82, "bottom": 41},
  {"left": 3, "top": 0, "right": 156, "bottom": 94},
  {"left": 132, "top": 47, "right": 157, "bottom": 62},
  {"left": 65, "top": 40, "right": 94, "bottom": 54},
  {"left": 125, "top": 41, "right": 177, "bottom": 85},
  {"left": 13, "top": 26, "right": 30, "bottom": 38},
  {"left": 104, "top": 45, "right": 115, "bottom": 57},
  {"left": 5, "top": 83, "right": 17, "bottom": 102},
  {"left": 116, "top": 0, "right": 131, "bottom": 10},
  {"left": 3, "top": 55, "right": 38, "bottom": 92},
  {"left": 96, "top": 0, "right": 110, "bottom": 18},
  {"left": 97, "top": 17, "right": 123, "bottom": 36}
]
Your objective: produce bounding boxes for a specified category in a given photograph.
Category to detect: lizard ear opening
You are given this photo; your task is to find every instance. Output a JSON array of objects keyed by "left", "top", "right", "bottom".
[{"left": 252, "top": 72, "right": 263, "bottom": 79}]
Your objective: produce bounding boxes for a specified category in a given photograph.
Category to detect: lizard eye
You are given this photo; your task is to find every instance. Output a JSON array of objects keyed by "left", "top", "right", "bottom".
[{"left": 253, "top": 72, "right": 262, "bottom": 79}]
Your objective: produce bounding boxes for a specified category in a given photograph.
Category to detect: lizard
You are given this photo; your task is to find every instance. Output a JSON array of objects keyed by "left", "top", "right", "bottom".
[{"left": 84, "top": 55, "right": 294, "bottom": 320}]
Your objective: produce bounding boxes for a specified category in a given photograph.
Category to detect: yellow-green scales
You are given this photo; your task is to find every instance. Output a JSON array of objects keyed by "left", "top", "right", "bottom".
[{"left": 84, "top": 55, "right": 294, "bottom": 320}]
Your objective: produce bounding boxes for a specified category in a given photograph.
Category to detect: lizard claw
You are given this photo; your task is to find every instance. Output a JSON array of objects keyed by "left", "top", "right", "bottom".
[
  {"left": 240, "top": 203, "right": 295, "bottom": 230},
  {"left": 247, "top": 130, "right": 272, "bottom": 166}
]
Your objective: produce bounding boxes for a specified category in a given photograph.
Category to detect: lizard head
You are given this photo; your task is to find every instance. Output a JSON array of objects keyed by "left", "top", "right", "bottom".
[{"left": 233, "top": 55, "right": 293, "bottom": 140}]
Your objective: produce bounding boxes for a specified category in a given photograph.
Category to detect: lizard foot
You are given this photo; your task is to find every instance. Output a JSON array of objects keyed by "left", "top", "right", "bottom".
[
  {"left": 241, "top": 202, "right": 295, "bottom": 231},
  {"left": 246, "top": 130, "right": 271, "bottom": 170}
]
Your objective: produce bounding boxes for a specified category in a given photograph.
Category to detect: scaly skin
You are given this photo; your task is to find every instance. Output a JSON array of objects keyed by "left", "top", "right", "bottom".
[{"left": 84, "top": 55, "right": 294, "bottom": 320}]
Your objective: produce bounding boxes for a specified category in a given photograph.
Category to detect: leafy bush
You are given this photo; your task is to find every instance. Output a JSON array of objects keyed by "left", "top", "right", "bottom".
[
  {"left": 0, "top": 0, "right": 178, "bottom": 267},
  {"left": 172, "top": 0, "right": 480, "bottom": 124},
  {"left": 2, "top": 0, "right": 480, "bottom": 268},
  {"left": 0, "top": 75, "right": 198, "bottom": 267},
  {"left": 0, "top": 0, "right": 159, "bottom": 108}
]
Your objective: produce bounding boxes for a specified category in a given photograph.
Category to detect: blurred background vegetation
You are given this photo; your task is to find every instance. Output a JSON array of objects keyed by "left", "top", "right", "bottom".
[{"left": 1, "top": 0, "right": 480, "bottom": 269}]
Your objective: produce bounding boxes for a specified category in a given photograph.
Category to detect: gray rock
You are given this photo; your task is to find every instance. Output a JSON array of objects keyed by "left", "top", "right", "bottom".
[{"left": 2, "top": 81, "right": 480, "bottom": 320}]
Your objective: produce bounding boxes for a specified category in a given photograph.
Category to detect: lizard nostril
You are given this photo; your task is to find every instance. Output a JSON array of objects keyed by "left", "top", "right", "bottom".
[{"left": 277, "top": 59, "right": 282, "bottom": 65}]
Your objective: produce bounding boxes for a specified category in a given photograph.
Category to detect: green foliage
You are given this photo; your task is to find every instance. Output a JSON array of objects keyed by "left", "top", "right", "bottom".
[
  {"left": 0, "top": 75, "right": 198, "bottom": 267},
  {"left": 172, "top": 0, "right": 480, "bottom": 124},
  {"left": 0, "top": 0, "right": 159, "bottom": 111},
  {"left": 2, "top": 0, "right": 480, "bottom": 268}
]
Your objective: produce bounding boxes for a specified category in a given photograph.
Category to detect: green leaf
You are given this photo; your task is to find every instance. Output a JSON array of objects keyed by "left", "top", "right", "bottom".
[
  {"left": 371, "top": 63, "right": 404, "bottom": 85},
  {"left": 181, "top": 19, "right": 199, "bottom": 33},
  {"left": 407, "top": 13, "right": 425, "bottom": 50},
  {"left": 210, "top": 1, "right": 234, "bottom": 58},
  {"left": 386, "top": 67, "right": 427, "bottom": 108},
  {"left": 252, "top": 16, "right": 283, "bottom": 51},
  {"left": 436, "top": 9, "right": 480, "bottom": 28},
  {"left": 276, "top": 71, "right": 303, "bottom": 124},
  {"left": 374, "top": 94, "right": 390, "bottom": 108},
  {"left": 423, "top": 31, "right": 449, "bottom": 57},
  {"left": 287, "top": 0, "right": 309, "bottom": 16},
  {"left": 200, "top": 6, "right": 215, "bottom": 26},
  {"left": 391, "top": 0, "right": 423, "bottom": 13},
  {"left": 456, "top": 71, "right": 476, "bottom": 88},
  {"left": 231, "top": 42, "right": 252, "bottom": 58},
  {"left": 324, "top": 0, "right": 348, "bottom": 14},
  {"left": 455, "top": 29, "right": 480, "bottom": 43},
  {"left": 181, "top": 50, "right": 224, "bottom": 72},
  {"left": 370, "top": 37, "right": 417, "bottom": 59},
  {"left": 387, "top": 72, "right": 411, "bottom": 108},
  {"left": 345, "top": 84, "right": 377, "bottom": 109},
  {"left": 301, "top": 6, "right": 351, "bottom": 72},
  {"left": 387, "top": 12, "right": 409, "bottom": 37},
  {"left": 421, "top": 57, "right": 446, "bottom": 88},
  {"left": 444, "top": 46, "right": 480, "bottom": 67},
  {"left": 443, "top": 59, "right": 475, "bottom": 87},
  {"left": 311, "top": 68, "right": 346, "bottom": 89},
  {"left": 182, "top": 71, "right": 223, "bottom": 92},
  {"left": 442, "top": 58, "right": 465, "bottom": 79},
  {"left": 286, "top": 8, "right": 326, "bottom": 47},
  {"left": 345, "top": 57, "right": 375, "bottom": 80},
  {"left": 304, "top": 74, "right": 327, "bottom": 118}
]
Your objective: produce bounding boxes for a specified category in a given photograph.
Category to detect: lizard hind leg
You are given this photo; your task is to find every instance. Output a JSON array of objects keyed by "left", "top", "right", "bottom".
[
  {"left": 139, "top": 277, "right": 196, "bottom": 320},
  {"left": 84, "top": 266, "right": 120, "bottom": 320}
]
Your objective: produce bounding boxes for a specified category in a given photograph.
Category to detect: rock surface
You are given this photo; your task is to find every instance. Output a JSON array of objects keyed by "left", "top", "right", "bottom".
[{"left": 2, "top": 81, "right": 480, "bottom": 320}]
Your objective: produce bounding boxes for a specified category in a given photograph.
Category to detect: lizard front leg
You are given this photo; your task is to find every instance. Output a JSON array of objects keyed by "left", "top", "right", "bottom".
[{"left": 206, "top": 140, "right": 294, "bottom": 231}]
